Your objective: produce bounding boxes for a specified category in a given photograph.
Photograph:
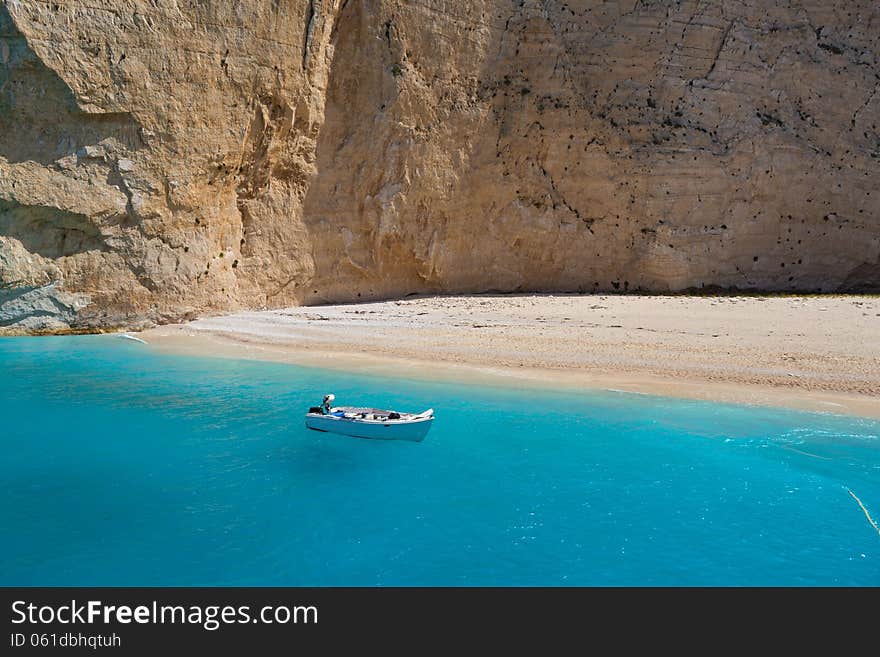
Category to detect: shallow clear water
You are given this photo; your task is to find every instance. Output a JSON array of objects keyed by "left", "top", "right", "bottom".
[{"left": 1, "top": 335, "right": 879, "bottom": 586}]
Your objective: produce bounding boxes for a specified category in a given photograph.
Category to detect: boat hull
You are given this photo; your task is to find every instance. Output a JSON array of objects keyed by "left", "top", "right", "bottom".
[{"left": 305, "top": 413, "right": 433, "bottom": 442}]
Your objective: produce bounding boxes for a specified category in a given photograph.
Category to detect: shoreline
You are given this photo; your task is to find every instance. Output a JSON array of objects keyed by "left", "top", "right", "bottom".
[
  {"left": 138, "top": 294, "right": 880, "bottom": 420},
  {"left": 143, "top": 329, "right": 880, "bottom": 419}
]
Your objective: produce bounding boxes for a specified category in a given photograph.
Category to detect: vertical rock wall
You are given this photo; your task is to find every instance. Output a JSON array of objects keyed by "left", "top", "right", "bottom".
[
  {"left": 303, "top": 0, "right": 880, "bottom": 301},
  {"left": 1, "top": 0, "right": 878, "bottom": 332}
]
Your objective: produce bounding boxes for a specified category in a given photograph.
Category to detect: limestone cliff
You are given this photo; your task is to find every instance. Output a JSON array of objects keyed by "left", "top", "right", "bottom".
[{"left": 1, "top": 0, "right": 878, "bottom": 333}]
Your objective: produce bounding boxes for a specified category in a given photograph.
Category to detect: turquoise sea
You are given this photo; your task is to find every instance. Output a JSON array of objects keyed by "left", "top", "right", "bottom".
[{"left": 1, "top": 336, "right": 878, "bottom": 586}]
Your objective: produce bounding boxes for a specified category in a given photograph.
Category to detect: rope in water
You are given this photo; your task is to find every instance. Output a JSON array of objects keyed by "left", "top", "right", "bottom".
[
  {"left": 782, "top": 445, "right": 831, "bottom": 460},
  {"left": 848, "top": 489, "right": 880, "bottom": 538}
]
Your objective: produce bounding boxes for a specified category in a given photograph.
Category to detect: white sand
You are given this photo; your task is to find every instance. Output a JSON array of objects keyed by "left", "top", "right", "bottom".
[{"left": 141, "top": 294, "right": 880, "bottom": 418}]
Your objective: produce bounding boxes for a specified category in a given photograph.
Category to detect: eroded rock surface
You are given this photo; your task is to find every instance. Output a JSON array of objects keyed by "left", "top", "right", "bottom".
[{"left": 1, "top": 0, "right": 878, "bottom": 332}]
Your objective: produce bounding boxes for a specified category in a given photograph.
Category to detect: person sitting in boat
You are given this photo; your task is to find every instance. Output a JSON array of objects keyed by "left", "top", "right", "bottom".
[{"left": 322, "top": 394, "right": 335, "bottom": 414}]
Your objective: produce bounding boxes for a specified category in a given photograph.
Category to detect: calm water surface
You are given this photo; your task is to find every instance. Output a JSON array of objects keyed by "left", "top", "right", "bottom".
[{"left": 1, "top": 335, "right": 878, "bottom": 585}]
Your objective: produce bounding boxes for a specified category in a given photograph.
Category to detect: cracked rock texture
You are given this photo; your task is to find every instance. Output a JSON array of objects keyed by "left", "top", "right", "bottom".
[{"left": 1, "top": 0, "right": 878, "bottom": 333}]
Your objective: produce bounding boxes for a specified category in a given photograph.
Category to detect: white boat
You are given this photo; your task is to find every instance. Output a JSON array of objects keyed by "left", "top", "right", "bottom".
[{"left": 305, "top": 394, "right": 434, "bottom": 442}]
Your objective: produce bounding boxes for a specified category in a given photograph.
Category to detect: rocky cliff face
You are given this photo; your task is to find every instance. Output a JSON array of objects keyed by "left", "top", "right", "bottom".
[{"left": 1, "top": 0, "right": 878, "bottom": 333}]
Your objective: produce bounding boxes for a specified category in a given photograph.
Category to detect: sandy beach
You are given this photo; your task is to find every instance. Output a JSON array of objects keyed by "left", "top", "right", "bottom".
[{"left": 140, "top": 294, "right": 880, "bottom": 418}]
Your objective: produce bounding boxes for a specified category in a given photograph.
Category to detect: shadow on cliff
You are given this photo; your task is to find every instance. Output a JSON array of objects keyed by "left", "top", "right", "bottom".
[
  {"left": 0, "top": 4, "right": 141, "bottom": 165},
  {"left": 0, "top": 4, "right": 138, "bottom": 261},
  {"left": 299, "top": 0, "right": 880, "bottom": 299},
  {"left": 298, "top": 0, "right": 590, "bottom": 302}
]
